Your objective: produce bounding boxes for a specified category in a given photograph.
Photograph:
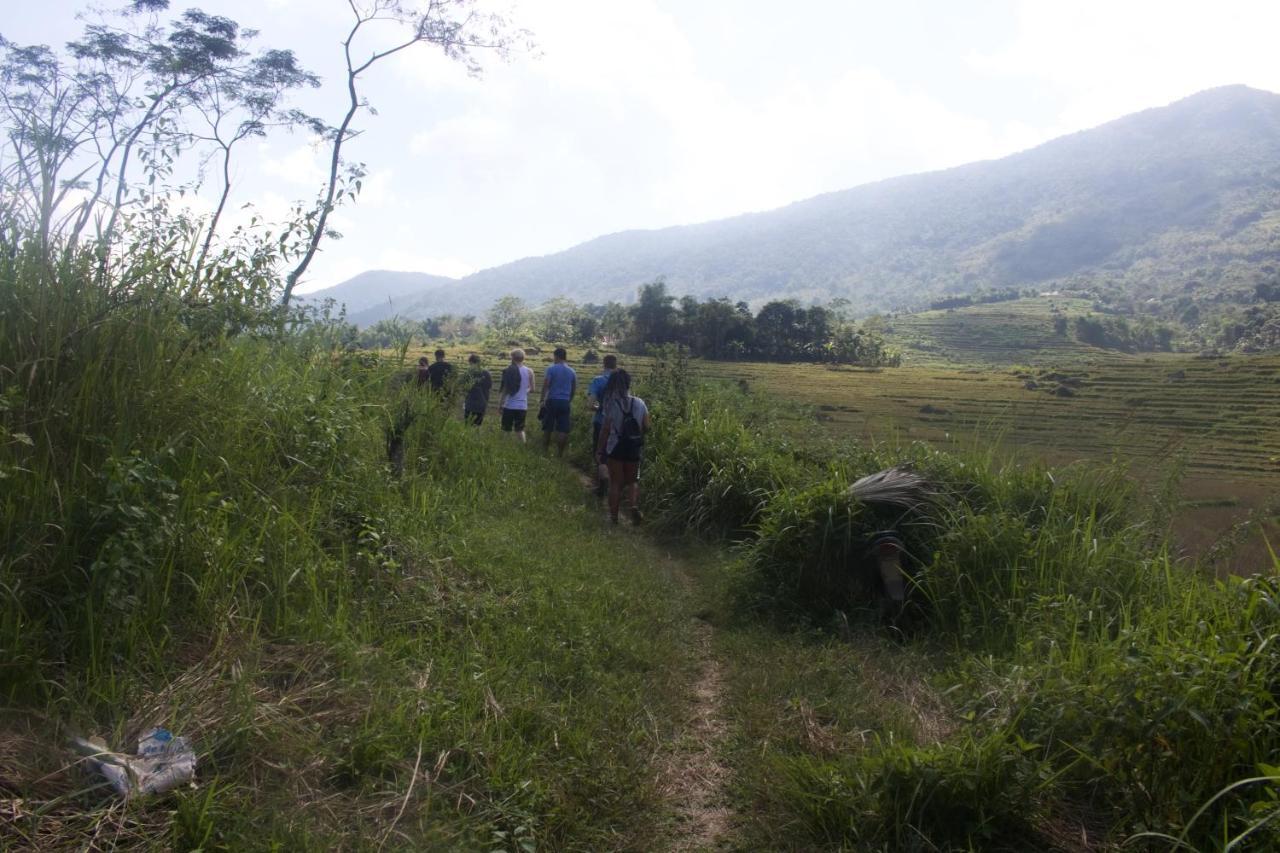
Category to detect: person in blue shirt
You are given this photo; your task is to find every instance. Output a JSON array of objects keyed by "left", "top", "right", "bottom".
[
  {"left": 538, "top": 347, "right": 577, "bottom": 457},
  {"left": 587, "top": 354, "right": 617, "bottom": 495}
]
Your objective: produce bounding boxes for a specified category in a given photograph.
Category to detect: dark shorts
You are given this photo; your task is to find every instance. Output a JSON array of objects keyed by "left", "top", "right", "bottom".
[
  {"left": 606, "top": 456, "right": 641, "bottom": 486},
  {"left": 465, "top": 410, "right": 484, "bottom": 426},
  {"left": 542, "top": 398, "right": 572, "bottom": 433},
  {"left": 500, "top": 407, "right": 527, "bottom": 432}
]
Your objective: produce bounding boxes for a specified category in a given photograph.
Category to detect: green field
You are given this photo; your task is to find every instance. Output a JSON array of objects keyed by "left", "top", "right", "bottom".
[
  {"left": 885, "top": 296, "right": 1103, "bottom": 365},
  {"left": 415, "top": 312, "right": 1280, "bottom": 572},
  {"left": 427, "top": 299, "right": 1273, "bottom": 571}
]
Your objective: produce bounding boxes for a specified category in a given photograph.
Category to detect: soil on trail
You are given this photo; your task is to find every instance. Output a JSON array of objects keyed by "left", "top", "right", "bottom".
[
  {"left": 658, "top": 612, "right": 733, "bottom": 852},
  {"left": 574, "top": 468, "right": 734, "bottom": 849}
]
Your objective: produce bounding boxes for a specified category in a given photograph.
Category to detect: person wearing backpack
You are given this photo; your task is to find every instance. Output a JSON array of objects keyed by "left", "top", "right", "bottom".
[
  {"left": 498, "top": 348, "right": 534, "bottom": 442},
  {"left": 595, "top": 369, "right": 650, "bottom": 525},
  {"left": 462, "top": 353, "right": 493, "bottom": 426},
  {"left": 587, "top": 354, "right": 618, "bottom": 497}
]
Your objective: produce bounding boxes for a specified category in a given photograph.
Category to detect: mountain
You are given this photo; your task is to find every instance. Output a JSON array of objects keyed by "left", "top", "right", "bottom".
[
  {"left": 299, "top": 270, "right": 455, "bottom": 324},
  {"left": 316, "top": 86, "right": 1280, "bottom": 325}
]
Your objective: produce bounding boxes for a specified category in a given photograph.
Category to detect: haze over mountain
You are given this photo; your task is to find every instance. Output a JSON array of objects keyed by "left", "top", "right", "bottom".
[{"left": 312, "top": 86, "right": 1280, "bottom": 325}]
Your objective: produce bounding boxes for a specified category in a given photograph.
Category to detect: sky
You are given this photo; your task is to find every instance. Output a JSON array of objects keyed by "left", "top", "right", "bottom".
[{"left": 6, "top": 0, "right": 1280, "bottom": 293}]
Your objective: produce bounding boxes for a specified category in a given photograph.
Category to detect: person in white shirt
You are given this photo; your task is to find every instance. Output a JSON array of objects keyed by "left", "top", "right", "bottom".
[{"left": 497, "top": 348, "right": 535, "bottom": 442}]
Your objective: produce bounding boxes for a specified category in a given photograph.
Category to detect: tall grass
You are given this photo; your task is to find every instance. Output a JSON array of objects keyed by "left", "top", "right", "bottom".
[
  {"left": 634, "top": 355, "right": 1280, "bottom": 848},
  {"left": 1, "top": 235, "right": 691, "bottom": 849}
]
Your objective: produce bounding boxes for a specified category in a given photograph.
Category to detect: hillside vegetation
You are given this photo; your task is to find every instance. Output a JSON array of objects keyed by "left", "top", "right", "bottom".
[
  {"left": 630, "top": 355, "right": 1280, "bottom": 850},
  {"left": 322, "top": 86, "right": 1280, "bottom": 337},
  {"left": 0, "top": 237, "right": 693, "bottom": 849},
  {"left": 6, "top": 230, "right": 1280, "bottom": 849}
]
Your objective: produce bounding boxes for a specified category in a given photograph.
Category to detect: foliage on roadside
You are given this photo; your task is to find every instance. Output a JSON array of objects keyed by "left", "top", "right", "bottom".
[
  {"left": 0, "top": 234, "right": 688, "bottom": 850},
  {"left": 633, "top": 348, "right": 1280, "bottom": 849}
]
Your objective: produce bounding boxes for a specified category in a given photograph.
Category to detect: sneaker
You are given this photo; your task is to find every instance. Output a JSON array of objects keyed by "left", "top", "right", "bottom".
[{"left": 629, "top": 507, "right": 644, "bottom": 525}]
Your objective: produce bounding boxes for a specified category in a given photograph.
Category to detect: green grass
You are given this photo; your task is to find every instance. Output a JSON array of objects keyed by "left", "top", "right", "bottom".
[
  {"left": 0, "top": 237, "right": 700, "bottom": 850},
  {"left": 9, "top": 233, "right": 1280, "bottom": 851},
  {"left": 884, "top": 296, "right": 1102, "bottom": 366},
  {"left": 626, "top": 359, "right": 1280, "bottom": 850},
  {"left": 682, "top": 347, "right": 1280, "bottom": 571}
]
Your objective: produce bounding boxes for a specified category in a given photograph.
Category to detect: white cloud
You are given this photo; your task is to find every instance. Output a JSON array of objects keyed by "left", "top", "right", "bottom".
[
  {"left": 969, "top": 0, "right": 1280, "bottom": 132},
  {"left": 410, "top": 114, "right": 512, "bottom": 158},
  {"left": 260, "top": 142, "right": 328, "bottom": 187}
]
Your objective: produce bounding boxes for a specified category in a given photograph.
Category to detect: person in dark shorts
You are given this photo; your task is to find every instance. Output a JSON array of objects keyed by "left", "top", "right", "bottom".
[
  {"left": 596, "top": 369, "right": 650, "bottom": 525},
  {"left": 462, "top": 353, "right": 492, "bottom": 426},
  {"left": 538, "top": 347, "right": 576, "bottom": 457},
  {"left": 587, "top": 355, "right": 617, "bottom": 496},
  {"left": 415, "top": 356, "right": 431, "bottom": 388},
  {"left": 424, "top": 349, "right": 454, "bottom": 395},
  {"left": 498, "top": 348, "right": 534, "bottom": 442}
]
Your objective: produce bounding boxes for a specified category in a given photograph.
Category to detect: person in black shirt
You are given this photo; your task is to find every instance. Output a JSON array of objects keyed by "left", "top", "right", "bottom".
[
  {"left": 462, "top": 353, "right": 492, "bottom": 425},
  {"left": 424, "top": 349, "right": 454, "bottom": 395}
]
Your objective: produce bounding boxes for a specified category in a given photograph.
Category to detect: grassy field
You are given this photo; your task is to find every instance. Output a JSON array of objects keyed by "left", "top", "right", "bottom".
[
  {"left": 666, "top": 297, "right": 1280, "bottom": 572},
  {"left": 0, "top": 243, "right": 713, "bottom": 850},
  {"left": 626, "top": 364, "right": 1280, "bottom": 849},
  {"left": 412, "top": 325, "right": 1279, "bottom": 571},
  {"left": 882, "top": 296, "right": 1102, "bottom": 366}
]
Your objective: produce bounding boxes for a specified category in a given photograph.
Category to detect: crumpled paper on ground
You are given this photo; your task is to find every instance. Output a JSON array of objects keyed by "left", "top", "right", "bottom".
[{"left": 73, "top": 728, "right": 197, "bottom": 796}]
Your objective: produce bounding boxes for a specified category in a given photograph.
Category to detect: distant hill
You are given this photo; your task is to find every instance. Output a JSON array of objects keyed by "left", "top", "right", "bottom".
[
  {"left": 316, "top": 86, "right": 1280, "bottom": 325},
  {"left": 299, "top": 270, "right": 455, "bottom": 325}
]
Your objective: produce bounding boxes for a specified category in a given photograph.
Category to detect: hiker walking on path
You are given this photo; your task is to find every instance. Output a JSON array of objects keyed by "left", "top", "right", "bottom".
[
  {"left": 588, "top": 354, "right": 617, "bottom": 496},
  {"left": 498, "top": 348, "right": 534, "bottom": 442},
  {"left": 596, "top": 369, "right": 650, "bottom": 525},
  {"left": 424, "top": 349, "right": 454, "bottom": 396},
  {"left": 539, "top": 347, "right": 577, "bottom": 457},
  {"left": 463, "top": 353, "right": 492, "bottom": 426}
]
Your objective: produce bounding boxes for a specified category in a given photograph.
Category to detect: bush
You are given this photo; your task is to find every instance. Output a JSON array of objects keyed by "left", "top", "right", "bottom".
[
  {"left": 743, "top": 478, "right": 934, "bottom": 618},
  {"left": 774, "top": 731, "right": 1044, "bottom": 849}
]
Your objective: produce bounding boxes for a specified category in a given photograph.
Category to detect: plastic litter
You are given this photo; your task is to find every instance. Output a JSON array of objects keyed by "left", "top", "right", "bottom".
[{"left": 73, "top": 728, "right": 197, "bottom": 797}]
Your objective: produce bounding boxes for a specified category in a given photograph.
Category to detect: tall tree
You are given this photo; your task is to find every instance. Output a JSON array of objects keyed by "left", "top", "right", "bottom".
[
  {"left": 282, "top": 0, "right": 528, "bottom": 306},
  {"left": 0, "top": 0, "right": 317, "bottom": 261},
  {"left": 487, "top": 294, "right": 528, "bottom": 337},
  {"left": 190, "top": 49, "right": 320, "bottom": 273},
  {"left": 629, "top": 279, "right": 677, "bottom": 348}
]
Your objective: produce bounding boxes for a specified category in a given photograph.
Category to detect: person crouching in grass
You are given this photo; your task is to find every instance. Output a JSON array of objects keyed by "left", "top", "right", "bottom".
[{"left": 596, "top": 369, "right": 650, "bottom": 525}]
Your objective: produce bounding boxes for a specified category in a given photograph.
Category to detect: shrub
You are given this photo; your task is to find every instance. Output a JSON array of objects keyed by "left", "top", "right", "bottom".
[{"left": 773, "top": 731, "right": 1044, "bottom": 849}]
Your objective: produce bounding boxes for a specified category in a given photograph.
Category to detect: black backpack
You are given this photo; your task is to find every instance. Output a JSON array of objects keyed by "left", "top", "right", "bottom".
[
  {"left": 500, "top": 364, "right": 523, "bottom": 398},
  {"left": 614, "top": 397, "right": 645, "bottom": 456}
]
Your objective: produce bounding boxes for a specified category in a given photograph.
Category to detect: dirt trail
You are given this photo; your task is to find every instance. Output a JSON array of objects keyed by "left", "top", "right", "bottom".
[
  {"left": 572, "top": 467, "right": 734, "bottom": 849},
  {"left": 658, "top": 605, "right": 733, "bottom": 852}
]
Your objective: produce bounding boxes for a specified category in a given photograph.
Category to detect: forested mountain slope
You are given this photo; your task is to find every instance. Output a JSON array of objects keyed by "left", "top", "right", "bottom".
[
  {"left": 300, "top": 270, "right": 456, "bottom": 323},
  {"left": 322, "top": 86, "right": 1280, "bottom": 323}
]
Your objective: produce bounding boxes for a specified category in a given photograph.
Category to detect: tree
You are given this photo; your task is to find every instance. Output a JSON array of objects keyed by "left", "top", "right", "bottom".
[
  {"left": 755, "top": 300, "right": 801, "bottom": 359},
  {"left": 190, "top": 49, "right": 320, "bottom": 273},
  {"left": 282, "top": 0, "right": 527, "bottom": 306},
  {"left": 533, "top": 296, "right": 577, "bottom": 342},
  {"left": 0, "top": 1, "right": 317, "bottom": 262},
  {"left": 598, "top": 301, "right": 630, "bottom": 343},
  {"left": 690, "top": 298, "right": 751, "bottom": 359},
  {"left": 569, "top": 312, "right": 600, "bottom": 345},
  {"left": 487, "top": 295, "right": 528, "bottom": 338},
  {"left": 629, "top": 279, "right": 677, "bottom": 349}
]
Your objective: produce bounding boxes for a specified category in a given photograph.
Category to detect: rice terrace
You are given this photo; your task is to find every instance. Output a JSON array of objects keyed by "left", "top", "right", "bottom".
[
  {"left": 694, "top": 297, "right": 1280, "bottom": 570},
  {"left": 6, "top": 1, "right": 1280, "bottom": 852}
]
